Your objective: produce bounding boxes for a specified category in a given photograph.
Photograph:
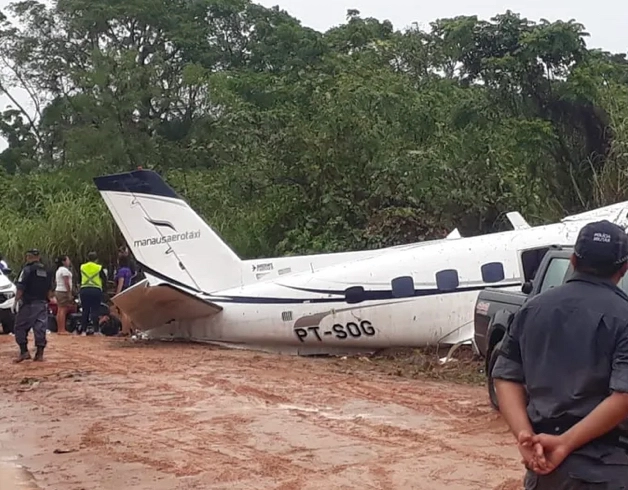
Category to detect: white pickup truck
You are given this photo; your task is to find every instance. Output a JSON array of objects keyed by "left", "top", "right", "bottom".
[{"left": 0, "top": 268, "right": 16, "bottom": 334}]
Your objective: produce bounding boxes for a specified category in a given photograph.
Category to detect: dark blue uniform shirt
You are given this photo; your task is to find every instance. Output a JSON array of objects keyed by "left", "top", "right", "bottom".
[
  {"left": 16, "top": 261, "right": 53, "bottom": 304},
  {"left": 492, "top": 272, "right": 628, "bottom": 483}
]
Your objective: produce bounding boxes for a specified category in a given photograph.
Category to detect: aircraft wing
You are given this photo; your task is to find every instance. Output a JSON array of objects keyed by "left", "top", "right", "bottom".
[
  {"left": 562, "top": 202, "right": 628, "bottom": 224},
  {"left": 111, "top": 279, "right": 222, "bottom": 331}
]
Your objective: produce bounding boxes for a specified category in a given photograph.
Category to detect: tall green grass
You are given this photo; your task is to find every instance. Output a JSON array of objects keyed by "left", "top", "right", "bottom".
[
  {"left": 0, "top": 169, "right": 121, "bottom": 270},
  {"left": 0, "top": 192, "right": 121, "bottom": 270},
  {"left": 591, "top": 88, "right": 628, "bottom": 207},
  {"left": 0, "top": 167, "right": 276, "bottom": 273}
]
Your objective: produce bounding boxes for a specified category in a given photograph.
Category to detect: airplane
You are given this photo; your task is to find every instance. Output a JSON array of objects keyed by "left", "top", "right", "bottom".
[{"left": 94, "top": 169, "right": 628, "bottom": 356}]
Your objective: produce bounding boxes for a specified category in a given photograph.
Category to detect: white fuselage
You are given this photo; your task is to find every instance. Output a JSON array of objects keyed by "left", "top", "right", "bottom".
[
  {"left": 140, "top": 217, "right": 614, "bottom": 353},
  {"left": 97, "top": 188, "right": 454, "bottom": 293},
  {"left": 96, "top": 169, "right": 628, "bottom": 355}
]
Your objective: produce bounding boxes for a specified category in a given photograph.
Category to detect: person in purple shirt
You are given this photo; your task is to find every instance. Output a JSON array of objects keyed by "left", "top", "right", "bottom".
[
  {"left": 114, "top": 256, "right": 133, "bottom": 295},
  {"left": 113, "top": 256, "right": 134, "bottom": 336}
]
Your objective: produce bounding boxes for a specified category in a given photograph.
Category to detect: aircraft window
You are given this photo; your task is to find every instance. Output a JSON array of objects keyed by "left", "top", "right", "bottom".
[
  {"left": 392, "top": 276, "right": 415, "bottom": 298},
  {"left": 344, "top": 286, "right": 366, "bottom": 304},
  {"left": 435, "top": 269, "right": 459, "bottom": 292},
  {"left": 539, "top": 258, "right": 570, "bottom": 294},
  {"left": 481, "top": 262, "right": 505, "bottom": 283},
  {"left": 521, "top": 247, "right": 550, "bottom": 282}
]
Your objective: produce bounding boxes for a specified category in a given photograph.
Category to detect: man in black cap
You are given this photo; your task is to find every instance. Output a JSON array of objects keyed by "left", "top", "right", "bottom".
[
  {"left": 12, "top": 249, "right": 54, "bottom": 362},
  {"left": 492, "top": 220, "right": 628, "bottom": 488}
]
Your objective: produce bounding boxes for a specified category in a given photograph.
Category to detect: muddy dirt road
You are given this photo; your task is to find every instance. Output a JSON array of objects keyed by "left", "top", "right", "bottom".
[{"left": 0, "top": 335, "right": 524, "bottom": 490}]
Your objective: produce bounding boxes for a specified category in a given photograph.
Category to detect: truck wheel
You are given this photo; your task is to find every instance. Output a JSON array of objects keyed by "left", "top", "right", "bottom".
[
  {"left": 487, "top": 339, "right": 503, "bottom": 411},
  {"left": 0, "top": 309, "right": 15, "bottom": 334}
]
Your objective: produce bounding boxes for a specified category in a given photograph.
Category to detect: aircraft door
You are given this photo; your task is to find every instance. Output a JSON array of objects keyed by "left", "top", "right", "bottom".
[{"left": 519, "top": 247, "right": 551, "bottom": 282}]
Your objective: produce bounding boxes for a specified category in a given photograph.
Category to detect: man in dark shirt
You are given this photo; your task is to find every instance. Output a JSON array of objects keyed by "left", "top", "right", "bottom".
[
  {"left": 12, "top": 249, "right": 54, "bottom": 362},
  {"left": 492, "top": 220, "right": 628, "bottom": 488}
]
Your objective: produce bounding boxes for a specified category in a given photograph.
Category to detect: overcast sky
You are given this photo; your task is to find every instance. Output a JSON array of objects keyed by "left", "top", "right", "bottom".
[
  {"left": 1, "top": 0, "right": 626, "bottom": 151},
  {"left": 257, "top": 0, "right": 627, "bottom": 53}
]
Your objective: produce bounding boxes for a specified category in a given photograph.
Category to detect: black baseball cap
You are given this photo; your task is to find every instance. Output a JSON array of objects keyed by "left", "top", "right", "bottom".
[
  {"left": 25, "top": 249, "right": 40, "bottom": 256},
  {"left": 574, "top": 220, "right": 628, "bottom": 267}
]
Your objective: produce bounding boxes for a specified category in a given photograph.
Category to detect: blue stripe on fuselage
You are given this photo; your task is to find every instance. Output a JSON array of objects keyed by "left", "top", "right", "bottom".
[
  {"left": 135, "top": 261, "right": 521, "bottom": 305},
  {"left": 205, "top": 282, "right": 519, "bottom": 304}
]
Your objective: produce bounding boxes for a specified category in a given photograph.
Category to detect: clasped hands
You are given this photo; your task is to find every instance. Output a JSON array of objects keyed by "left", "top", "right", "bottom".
[{"left": 517, "top": 430, "right": 572, "bottom": 475}]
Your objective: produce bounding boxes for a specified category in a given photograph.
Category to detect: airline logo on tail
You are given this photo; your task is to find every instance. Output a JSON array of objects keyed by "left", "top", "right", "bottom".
[
  {"left": 146, "top": 217, "right": 176, "bottom": 231},
  {"left": 133, "top": 217, "right": 201, "bottom": 248}
]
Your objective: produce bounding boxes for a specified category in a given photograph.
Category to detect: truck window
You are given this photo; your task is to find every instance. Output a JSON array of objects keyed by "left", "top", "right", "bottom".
[{"left": 539, "top": 258, "right": 571, "bottom": 293}]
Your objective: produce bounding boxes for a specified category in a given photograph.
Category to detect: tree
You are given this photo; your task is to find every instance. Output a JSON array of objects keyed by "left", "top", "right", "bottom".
[{"left": 1, "top": 2, "right": 628, "bottom": 265}]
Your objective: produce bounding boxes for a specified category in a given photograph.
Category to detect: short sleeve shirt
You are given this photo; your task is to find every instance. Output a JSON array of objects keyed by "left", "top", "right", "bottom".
[
  {"left": 114, "top": 267, "right": 132, "bottom": 291},
  {"left": 55, "top": 266, "right": 72, "bottom": 292},
  {"left": 492, "top": 272, "right": 628, "bottom": 481}
]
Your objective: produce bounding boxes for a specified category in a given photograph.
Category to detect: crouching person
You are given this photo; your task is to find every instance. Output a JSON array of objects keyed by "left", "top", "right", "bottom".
[
  {"left": 13, "top": 249, "right": 54, "bottom": 363},
  {"left": 97, "top": 304, "right": 123, "bottom": 337}
]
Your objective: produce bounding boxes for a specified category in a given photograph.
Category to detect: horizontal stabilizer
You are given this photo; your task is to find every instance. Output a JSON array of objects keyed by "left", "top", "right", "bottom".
[
  {"left": 506, "top": 212, "right": 530, "bottom": 230},
  {"left": 112, "top": 279, "right": 222, "bottom": 331}
]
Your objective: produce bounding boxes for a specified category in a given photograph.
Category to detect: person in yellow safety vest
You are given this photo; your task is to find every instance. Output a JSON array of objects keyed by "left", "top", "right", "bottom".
[{"left": 79, "top": 251, "right": 107, "bottom": 334}]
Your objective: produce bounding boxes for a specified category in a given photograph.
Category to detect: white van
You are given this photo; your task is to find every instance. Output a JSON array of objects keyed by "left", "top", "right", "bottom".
[{"left": 0, "top": 268, "right": 16, "bottom": 334}]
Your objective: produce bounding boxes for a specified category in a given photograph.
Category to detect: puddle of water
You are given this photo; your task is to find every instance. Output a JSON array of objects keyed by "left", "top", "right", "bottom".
[
  {"left": 274, "top": 401, "right": 439, "bottom": 430},
  {"left": 276, "top": 403, "right": 396, "bottom": 422},
  {"left": 0, "top": 461, "right": 40, "bottom": 489}
]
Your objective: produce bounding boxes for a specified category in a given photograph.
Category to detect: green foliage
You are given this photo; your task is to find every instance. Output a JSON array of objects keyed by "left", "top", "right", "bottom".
[
  {"left": 0, "top": 169, "right": 120, "bottom": 267},
  {"left": 1, "top": 3, "right": 628, "bottom": 266}
]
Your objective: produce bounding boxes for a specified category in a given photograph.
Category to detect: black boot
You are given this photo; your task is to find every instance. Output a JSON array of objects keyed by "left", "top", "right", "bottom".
[
  {"left": 33, "top": 346, "right": 44, "bottom": 362},
  {"left": 14, "top": 344, "right": 31, "bottom": 363}
]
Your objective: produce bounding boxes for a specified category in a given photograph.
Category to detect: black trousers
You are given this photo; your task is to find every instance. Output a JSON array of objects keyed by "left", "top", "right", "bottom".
[
  {"left": 525, "top": 468, "right": 627, "bottom": 489},
  {"left": 14, "top": 301, "right": 48, "bottom": 348},
  {"left": 79, "top": 287, "right": 102, "bottom": 330}
]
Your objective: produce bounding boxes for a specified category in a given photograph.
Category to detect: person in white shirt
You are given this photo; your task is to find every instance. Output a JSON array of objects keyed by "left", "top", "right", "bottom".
[{"left": 54, "top": 255, "right": 73, "bottom": 335}]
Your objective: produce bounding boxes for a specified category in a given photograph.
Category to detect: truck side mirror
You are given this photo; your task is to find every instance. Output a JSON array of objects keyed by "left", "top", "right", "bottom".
[{"left": 521, "top": 281, "right": 533, "bottom": 294}]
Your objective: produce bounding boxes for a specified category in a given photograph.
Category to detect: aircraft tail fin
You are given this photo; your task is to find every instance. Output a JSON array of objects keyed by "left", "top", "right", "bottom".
[{"left": 94, "top": 169, "right": 244, "bottom": 293}]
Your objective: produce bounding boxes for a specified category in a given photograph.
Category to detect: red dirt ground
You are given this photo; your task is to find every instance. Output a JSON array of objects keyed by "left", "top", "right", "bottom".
[{"left": 0, "top": 335, "right": 525, "bottom": 489}]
